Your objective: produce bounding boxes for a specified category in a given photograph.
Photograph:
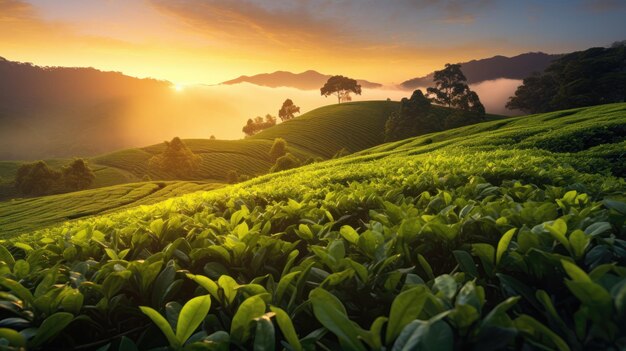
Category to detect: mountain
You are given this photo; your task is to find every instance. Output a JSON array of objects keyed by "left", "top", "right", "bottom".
[
  {"left": 0, "top": 57, "right": 173, "bottom": 159},
  {"left": 401, "top": 52, "right": 562, "bottom": 89},
  {"left": 221, "top": 70, "right": 383, "bottom": 90}
]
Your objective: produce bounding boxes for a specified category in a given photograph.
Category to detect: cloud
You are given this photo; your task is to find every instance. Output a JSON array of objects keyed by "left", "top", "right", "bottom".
[
  {"left": 0, "top": 0, "right": 35, "bottom": 21},
  {"left": 406, "top": 0, "right": 494, "bottom": 24},
  {"left": 148, "top": 0, "right": 349, "bottom": 49},
  {"left": 581, "top": 0, "right": 626, "bottom": 12}
]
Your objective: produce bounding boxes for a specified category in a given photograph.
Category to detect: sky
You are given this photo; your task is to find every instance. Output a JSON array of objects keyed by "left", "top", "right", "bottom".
[{"left": 1, "top": 0, "right": 625, "bottom": 85}]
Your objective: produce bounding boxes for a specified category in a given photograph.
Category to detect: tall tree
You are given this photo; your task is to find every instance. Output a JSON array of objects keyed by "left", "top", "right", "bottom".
[
  {"left": 427, "top": 64, "right": 485, "bottom": 114},
  {"left": 278, "top": 99, "right": 300, "bottom": 121},
  {"left": 320, "top": 75, "right": 362, "bottom": 103}
]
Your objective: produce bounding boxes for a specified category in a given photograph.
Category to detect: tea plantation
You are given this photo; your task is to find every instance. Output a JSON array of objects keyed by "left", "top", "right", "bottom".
[{"left": 0, "top": 103, "right": 625, "bottom": 350}]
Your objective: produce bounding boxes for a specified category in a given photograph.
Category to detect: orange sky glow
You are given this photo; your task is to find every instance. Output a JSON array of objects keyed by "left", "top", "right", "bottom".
[{"left": 3, "top": 0, "right": 623, "bottom": 85}]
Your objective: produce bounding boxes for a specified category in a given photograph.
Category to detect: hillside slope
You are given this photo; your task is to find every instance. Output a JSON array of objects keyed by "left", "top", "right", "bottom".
[{"left": 3, "top": 103, "right": 625, "bottom": 350}]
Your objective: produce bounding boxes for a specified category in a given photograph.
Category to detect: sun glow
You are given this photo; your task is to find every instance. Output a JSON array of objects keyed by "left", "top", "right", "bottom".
[{"left": 173, "top": 84, "right": 184, "bottom": 92}]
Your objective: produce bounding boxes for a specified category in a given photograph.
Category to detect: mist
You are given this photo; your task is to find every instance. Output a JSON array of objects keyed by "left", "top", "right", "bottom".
[{"left": 0, "top": 79, "right": 521, "bottom": 160}]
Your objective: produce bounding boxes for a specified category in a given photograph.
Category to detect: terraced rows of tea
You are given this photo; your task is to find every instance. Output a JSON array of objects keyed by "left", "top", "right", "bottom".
[{"left": 0, "top": 103, "right": 625, "bottom": 350}]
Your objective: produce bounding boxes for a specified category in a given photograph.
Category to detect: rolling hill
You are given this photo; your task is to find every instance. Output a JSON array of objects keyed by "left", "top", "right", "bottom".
[
  {"left": 400, "top": 52, "right": 561, "bottom": 89},
  {"left": 221, "top": 70, "right": 383, "bottom": 90},
  {"left": 2, "top": 103, "right": 624, "bottom": 350}
]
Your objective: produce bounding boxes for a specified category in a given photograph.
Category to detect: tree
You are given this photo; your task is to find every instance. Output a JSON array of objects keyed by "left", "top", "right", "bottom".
[
  {"left": 507, "top": 45, "right": 626, "bottom": 113},
  {"left": 278, "top": 99, "right": 300, "bottom": 121},
  {"left": 209, "top": 135, "right": 216, "bottom": 140},
  {"left": 15, "top": 161, "right": 61, "bottom": 195},
  {"left": 426, "top": 64, "right": 485, "bottom": 114},
  {"left": 242, "top": 114, "right": 277, "bottom": 136},
  {"left": 226, "top": 170, "right": 239, "bottom": 184},
  {"left": 384, "top": 89, "right": 435, "bottom": 141},
  {"left": 269, "top": 138, "right": 287, "bottom": 160},
  {"left": 320, "top": 75, "right": 362, "bottom": 103},
  {"left": 149, "top": 137, "right": 201, "bottom": 178},
  {"left": 62, "top": 158, "right": 95, "bottom": 191}
]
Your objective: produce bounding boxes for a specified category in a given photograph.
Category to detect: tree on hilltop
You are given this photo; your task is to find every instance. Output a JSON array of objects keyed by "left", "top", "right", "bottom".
[
  {"left": 15, "top": 161, "right": 61, "bottom": 195},
  {"left": 278, "top": 99, "right": 300, "bottom": 121},
  {"left": 242, "top": 114, "right": 277, "bottom": 136},
  {"left": 427, "top": 64, "right": 485, "bottom": 114},
  {"left": 320, "top": 75, "right": 362, "bottom": 103},
  {"left": 269, "top": 138, "right": 287, "bottom": 161}
]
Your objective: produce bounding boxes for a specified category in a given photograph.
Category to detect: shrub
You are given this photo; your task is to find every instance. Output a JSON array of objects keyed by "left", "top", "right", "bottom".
[
  {"left": 226, "top": 170, "right": 239, "bottom": 184},
  {"left": 149, "top": 137, "right": 201, "bottom": 179},
  {"left": 268, "top": 138, "right": 287, "bottom": 161},
  {"left": 270, "top": 153, "right": 300, "bottom": 172}
]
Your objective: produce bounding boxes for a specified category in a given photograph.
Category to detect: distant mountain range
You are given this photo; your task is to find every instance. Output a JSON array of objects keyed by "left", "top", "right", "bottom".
[
  {"left": 221, "top": 70, "right": 383, "bottom": 90},
  {"left": 400, "top": 52, "right": 562, "bottom": 89}
]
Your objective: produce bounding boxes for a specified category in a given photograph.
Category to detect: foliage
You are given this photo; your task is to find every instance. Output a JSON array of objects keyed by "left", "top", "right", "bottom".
[
  {"left": 385, "top": 89, "right": 484, "bottom": 142},
  {"left": 226, "top": 170, "right": 239, "bottom": 184},
  {"left": 507, "top": 45, "right": 626, "bottom": 113},
  {"left": 268, "top": 138, "right": 287, "bottom": 161},
  {"left": 1, "top": 103, "right": 625, "bottom": 350},
  {"left": 278, "top": 99, "right": 300, "bottom": 121},
  {"left": 14, "top": 161, "right": 61, "bottom": 195},
  {"left": 427, "top": 64, "right": 485, "bottom": 114},
  {"left": 269, "top": 152, "right": 301, "bottom": 172},
  {"left": 320, "top": 75, "right": 362, "bottom": 103},
  {"left": 61, "top": 158, "right": 95, "bottom": 191},
  {"left": 242, "top": 114, "right": 277, "bottom": 136},
  {"left": 148, "top": 137, "right": 201, "bottom": 179}
]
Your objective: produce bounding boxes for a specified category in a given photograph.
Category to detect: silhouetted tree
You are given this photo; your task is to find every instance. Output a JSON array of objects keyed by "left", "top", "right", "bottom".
[
  {"left": 209, "top": 135, "right": 216, "bottom": 140},
  {"left": 320, "top": 75, "right": 362, "bottom": 103},
  {"left": 242, "top": 114, "right": 277, "bottom": 136},
  {"left": 269, "top": 138, "right": 287, "bottom": 160},
  {"left": 62, "top": 158, "right": 95, "bottom": 191},
  {"left": 149, "top": 137, "right": 201, "bottom": 178},
  {"left": 15, "top": 161, "right": 61, "bottom": 195},
  {"left": 507, "top": 46, "right": 626, "bottom": 113},
  {"left": 278, "top": 99, "right": 300, "bottom": 121},
  {"left": 385, "top": 90, "right": 434, "bottom": 141},
  {"left": 427, "top": 64, "right": 485, "bottom": 114}
]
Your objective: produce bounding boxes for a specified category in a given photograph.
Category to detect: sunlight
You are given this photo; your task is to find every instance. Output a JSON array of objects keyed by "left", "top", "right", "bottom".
[{"left": 173, "top": 84, "right": 185, "bottom": 92}]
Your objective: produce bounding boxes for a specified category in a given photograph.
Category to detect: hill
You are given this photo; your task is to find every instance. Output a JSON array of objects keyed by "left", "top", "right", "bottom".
[
  {"left": 221, "top": 69, "right": 383, "bottom": 90},
  {"left": 400, "top": 52, "right": 561, "bottom": 89},
  {"left": 2, "top": 103, "right": 624, "bottom": 350},
  {"left": 0, "top": 101, "right": 505, "bottom": 202},
  {"left": 0, "top": 57, "right": 175, "bottom": 159},
  {"left": 0, "top": 101, "right": 401, "bottom": 200}
]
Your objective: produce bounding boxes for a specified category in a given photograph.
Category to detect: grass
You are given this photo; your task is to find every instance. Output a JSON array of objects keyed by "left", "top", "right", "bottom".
[{"left": 0, "top": 181, "right": 223, "bottom": 238}]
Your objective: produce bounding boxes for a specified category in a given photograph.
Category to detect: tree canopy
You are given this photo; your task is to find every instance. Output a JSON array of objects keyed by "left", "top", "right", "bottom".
[
  {"left": 320, "top": 75, "right": 362, "bottom": 103},
  {"left": 507, "top": 45, "right": 626, "bottom": 113},
  {"left": 278, "top": 99, "right": 300, "bottom": 121},
  {"left": 15, "top": 161, "right": 61, "bottom": 195},
  {"left": 149, "top": 137, "right": 201, "bottom": 178},
  {"left": 268, "top": 138, "right": 287, "bottom": 161},
  {"left": 242, "top": 114, "right": 277, "bottom": 136},
  {"left": 62, "top": 159, "right": 95, "bottom": 191},
  {"left": 426, "top": 64, "right": 485, "bottom": 115}
]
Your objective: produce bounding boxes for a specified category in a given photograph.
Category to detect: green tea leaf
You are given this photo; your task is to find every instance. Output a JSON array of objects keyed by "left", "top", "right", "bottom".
[
  {"left": 231, "top": 295, "right": 266, "bottom": 343},
  {"left": 270, "top": 306, "right": 302, "bottom": 351},
  {"left": 176, "top": 294, "right": 211, "bottom": 344},
  {"left": 30, "top": 312, "right": 74, "bottom": 347},
  {"left": 496, "top": 228, "right": 516, "bottom": 266},
  {"left": 386, "top": 285, "right": 429, "bottom": 344},
  {"left": 139, "top": 306, "right": 179, "bottom": 348},
  {"left": 309, "top": 288, "right": 366, "bottom": 351}
]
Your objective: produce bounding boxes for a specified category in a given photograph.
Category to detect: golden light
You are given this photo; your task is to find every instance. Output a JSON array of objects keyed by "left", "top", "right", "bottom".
[{"left": 173, "top": 84, "right": 184, "bottom": 92}]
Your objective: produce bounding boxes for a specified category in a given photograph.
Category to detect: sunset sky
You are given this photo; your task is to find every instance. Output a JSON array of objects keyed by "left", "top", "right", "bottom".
[{"left": 2, "top": 0, "right": 625, "bottom": 85}]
